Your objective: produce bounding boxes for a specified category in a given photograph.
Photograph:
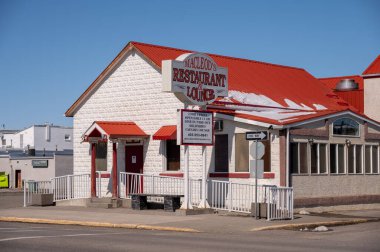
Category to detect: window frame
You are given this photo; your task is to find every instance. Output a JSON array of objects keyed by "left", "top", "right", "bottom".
[
  {"left": 332, "top": 118, "right": 360, "bottom": 137},
  {"left": 310, "top": 143, "right": 328, "bottom": 175},
  {"left": 64, "top": 134, "right": 71, "bottom": 141},
  {"left": 330, "top": 143, "right": 346, "bottom": 175},
  {"left": 162, "top": 140, "right": 181, "bottom": 172},
  {"left": 347, "top": 144, "right": 363, "bottom": 175},
  {"left": 364, "top": 144, "right": 380, "bottom": 174},
  {"left": 291, "top": 141, "right": 328, "bottom": 175},
  {"left": 214, "top": 134, "right": 229, "bottom": 173}
]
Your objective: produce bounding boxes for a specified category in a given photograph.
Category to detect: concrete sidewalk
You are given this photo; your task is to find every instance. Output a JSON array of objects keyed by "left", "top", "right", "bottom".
[{"left": 1, "top": 205, "right": 380, "bottom": 233}]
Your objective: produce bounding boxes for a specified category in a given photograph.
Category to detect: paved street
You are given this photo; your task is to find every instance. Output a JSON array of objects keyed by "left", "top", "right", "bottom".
[
  {"left": 0, "top": 221, "right": 379, "bottom": 252},
  {"left": 0, "top": 191, "right": 23, "bottom": 209}
]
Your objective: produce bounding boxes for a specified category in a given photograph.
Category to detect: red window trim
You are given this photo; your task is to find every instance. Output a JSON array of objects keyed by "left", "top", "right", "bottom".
[
  {"left": 159, "top": 173, "right": 184, "bottom": 178},
  {"left": 209, "top": 172, "right": 275, "bottom": 179}
]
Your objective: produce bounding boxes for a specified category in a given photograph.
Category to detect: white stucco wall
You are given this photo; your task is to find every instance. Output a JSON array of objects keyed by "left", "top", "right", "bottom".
[
  {"left": 11, "top": 127, "right": 34, "bottom": 149},
  {"left": 33, "top": 126, "right": 73, "bottom": 151},
  {"left": 1, "top": 133, "right": 15, "bottom": 148},
  {"left": 9, "top": 126, "right": 73, "bottom": 151},
  {"left": 9, "top": 157, "right": 55, "bottom": 187},
  {"left": 364, "top": 77, "right": 380, "bottom": 122}
]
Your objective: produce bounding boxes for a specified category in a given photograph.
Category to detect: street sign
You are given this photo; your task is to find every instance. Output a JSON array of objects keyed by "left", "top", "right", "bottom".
[
  {"left": 250, "top": 160, "right": 264, "bottom": 179},
  {"left": 246, "top": 131, "right": 268, "bottom": 141},
  {"left": 250, "top": 142, "right": 265, "bottom": 159}
]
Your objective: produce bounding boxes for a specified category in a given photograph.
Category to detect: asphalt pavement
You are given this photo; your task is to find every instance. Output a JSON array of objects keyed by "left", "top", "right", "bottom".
[
  {"left": 0, "top": 221, "right": 379, "bottom": 252},
  {"left": 1, "top": 190, "right": 380, "bottom": 234}
]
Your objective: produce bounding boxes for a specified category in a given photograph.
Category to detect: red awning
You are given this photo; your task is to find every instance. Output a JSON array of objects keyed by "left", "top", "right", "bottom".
[
  {"left": 153, "top": 125, "right": 177, "bottom": 140},
  {"left": 83, "top": 121, "right": 148, "bottom": 141}
]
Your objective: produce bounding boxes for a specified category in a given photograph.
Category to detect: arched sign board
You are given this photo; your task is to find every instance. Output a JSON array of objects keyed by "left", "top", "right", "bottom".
[{"left": 162, "top": 53, "right": 228, "bottom": 106}]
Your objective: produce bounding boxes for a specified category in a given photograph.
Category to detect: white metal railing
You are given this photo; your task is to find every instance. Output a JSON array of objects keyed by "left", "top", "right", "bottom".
[
  {"left": 95, "top": 171, "right": 104, "bottom": 198},
  {"left": 23, "top": 180, "right": 52, "bottom": 206},
  {"left": 51, "top": 174, "right": 91, "bottom": 201},
  {"left": 208, "top": 180, "right": 274, "bottom": 213},
  {"left": 119, "top": 172, "right": 202, "bottom": 206},
  {"left": 267, "top": 187, "right": 293, "bottom": 220}
]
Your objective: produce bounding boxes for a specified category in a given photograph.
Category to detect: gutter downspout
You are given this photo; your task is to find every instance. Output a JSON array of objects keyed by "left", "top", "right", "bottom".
[{"left": 286, "top": 128, "right": 290, "bottom": 187}]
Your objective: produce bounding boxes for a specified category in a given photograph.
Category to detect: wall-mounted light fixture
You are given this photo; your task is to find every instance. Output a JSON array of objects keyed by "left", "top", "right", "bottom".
[
  {"left": 345, "top": 139, "right": 351, "bottom": 147},
  {"left": 308, "top": 138, "right": 314, "bottom": 145}
]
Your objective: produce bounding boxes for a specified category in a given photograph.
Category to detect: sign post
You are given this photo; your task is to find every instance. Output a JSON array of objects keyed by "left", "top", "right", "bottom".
[
  {"left": 162, "top": 52, "right": 228, "bottom": 210},
  {"left": 246, "top": 131, "right": 268, "bottom": 219}
]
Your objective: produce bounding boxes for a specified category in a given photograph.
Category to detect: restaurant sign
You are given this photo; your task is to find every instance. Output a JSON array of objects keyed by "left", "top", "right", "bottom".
[
  {"left": 162, "top": 53, "right": 228, "bottom": 106},
  {"left": 178, "top": 110, "right": 213, "bottom": 146}
]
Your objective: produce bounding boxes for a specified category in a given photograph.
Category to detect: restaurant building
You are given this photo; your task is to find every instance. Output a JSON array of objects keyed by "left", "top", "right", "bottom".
[{"left": 65, "top": 42, "right": 380, "bottom": 207}]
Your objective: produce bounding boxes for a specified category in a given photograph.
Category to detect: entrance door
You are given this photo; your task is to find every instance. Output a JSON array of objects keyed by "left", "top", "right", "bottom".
[
  {"left": 15, "top": 170, "right": 21, "bottom": 189},
  {"left": 125, "top": 145, "right": 144, "bottom": 195}
]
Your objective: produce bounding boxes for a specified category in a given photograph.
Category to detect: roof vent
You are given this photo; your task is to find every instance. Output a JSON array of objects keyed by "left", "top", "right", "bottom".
[{"left": 335, "top": 79, "right": 359, "bottom": 91}]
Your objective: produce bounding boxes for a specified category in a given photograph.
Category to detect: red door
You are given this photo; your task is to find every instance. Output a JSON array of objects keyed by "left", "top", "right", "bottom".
[{"left": 125, "top": 145, "right": 143, "bottom": 195}]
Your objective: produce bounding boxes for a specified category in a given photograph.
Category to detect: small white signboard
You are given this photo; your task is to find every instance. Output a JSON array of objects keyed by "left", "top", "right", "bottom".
[
  {"left": 180, "top": 110, "right": 213, "bottom": 145},
  {"left": 246, "top": 131, "right": 268, "bottom": 141},
  {"left": 250, "top": 160, "right": 264, "bottom": 179}
]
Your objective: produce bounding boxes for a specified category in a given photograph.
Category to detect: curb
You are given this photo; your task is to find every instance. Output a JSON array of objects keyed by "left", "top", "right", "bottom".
[
  {"left": 250, "top": 218, "right": 380, "bottom": 231},
  {"left": 0, "top": 217, "right": 200, "bottom": 233}
]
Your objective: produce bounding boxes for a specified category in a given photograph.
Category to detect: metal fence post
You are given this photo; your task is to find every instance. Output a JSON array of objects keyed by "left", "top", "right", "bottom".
[
  {"left": 152, "top": 174, "right": 155, "bottom": 194},
  {"left": 229, "top": 181, "right": 232, "bottom": 212},
  {"left": 67, "top": 176, "right": 71, "bottom": 200},
  {"left": 23, "top": 180, "right": 27, "bottom": 207}
]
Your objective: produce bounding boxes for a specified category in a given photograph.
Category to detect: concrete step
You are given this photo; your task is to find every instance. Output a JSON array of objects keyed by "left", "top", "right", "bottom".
[
  {"left": 87, "top": 197, "right": 123, "bottom": 208},
  {"left": 90, "top": 197, "right": 113, "bottom": 203},
  {"left": 86, "top": 202, "right": 113, "bottom": 209}
]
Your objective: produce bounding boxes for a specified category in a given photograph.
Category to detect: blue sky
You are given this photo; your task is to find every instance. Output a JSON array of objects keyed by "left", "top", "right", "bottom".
[{"left": 0, "top": 0, "right": 379, "bottom": 129}]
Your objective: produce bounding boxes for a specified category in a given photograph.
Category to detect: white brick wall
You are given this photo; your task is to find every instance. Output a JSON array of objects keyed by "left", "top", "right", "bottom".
[
  {"left": 72, "top": 49, "right": 281, "bottom": 197},
  {"left": 73, "top": 50, "right": 206, "bottom": 179}
]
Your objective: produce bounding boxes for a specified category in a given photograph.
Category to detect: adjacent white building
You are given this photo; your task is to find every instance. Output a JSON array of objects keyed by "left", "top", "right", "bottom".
[
  {"left": 0, "top": 150, "right": 73, "bottom": 189},
  {"left": 1, "top": 124, "right": 73, "bottom": 151}
]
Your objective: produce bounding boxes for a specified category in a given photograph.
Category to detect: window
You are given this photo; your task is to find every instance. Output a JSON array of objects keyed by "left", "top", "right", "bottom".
[
  {"left": 235, "top": 134, "right": 249, "bottom": 172},
  {"left": 263, "top": 140, "right": 271, "bottom": 172},
  {"left": 95, "top": 142, "right": 107, "bottom": 171},
  {"left": 355, "top": 145, "right": 363, "bottom": 174},
  {"left": 365, "top": 145, "right": 379, "bottom": 174},
  {"left": 311, "top": 143, "right": 327, "bottom": 174},
  {"left": 330, "top": 144, "right": 345, "bottom": 174},
  {"left": 166, "top": 140, "right": 180, "bottom": 171},
  {"left": 235, "top": 133, "right": 271, "bottom": 173},
  {"left": 299, "top": 143, "right": 308, "bottom": 173},
  {"left": 215, "top": 135, "right": 229, "bottom": 172},
  {"left": 348, "top": 145, "right": 355, "bottom": 174},
  {"left": 290, "top": 142, "right": 308, "bottom": 174},
  {"left": 373, "top": 146, "right": 379, "bottom": 173},
  {"left": 333, "top": 118, "right": 359, "bottom": 136},
  {"left": 290, "top": 143, "right": 299, "bottom": 174},
  {"left": 365, "top": 146, "right": 371, "bottom": 173},
  {"left": 64, "top": 134, "right": 71, "bottom": 141}
]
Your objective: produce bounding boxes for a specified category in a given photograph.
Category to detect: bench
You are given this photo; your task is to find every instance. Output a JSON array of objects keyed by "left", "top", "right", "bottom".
[{"left": 130, "top": 194, "right": 184, "bottom": 212}]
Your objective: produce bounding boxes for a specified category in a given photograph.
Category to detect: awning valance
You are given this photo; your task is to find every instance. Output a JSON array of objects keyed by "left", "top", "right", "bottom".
[
  {"left": 83, "top": 121, "right": 148, "bottom": 141},
  {"left": 153, "top": 125, "right": 177, "bottom": 140}
]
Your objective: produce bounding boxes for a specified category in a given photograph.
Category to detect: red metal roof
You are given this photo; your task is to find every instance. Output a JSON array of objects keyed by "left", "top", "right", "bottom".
[
  {"left": 319, "top": 75, "right": 363, "bottom": 90},
  {"left": 318, "top": 75, "right": 364, "bottom": 113},
  {"left": 363, "top": 55, "right": 380, "bottom": 75},
  {"left": 95, "top": 121, "right": 148, "bottom": 138},
  {"left": 152, "top": 125, "right": 177, "bottom": 140},
  {"left": 132, "top": 41, "right": 346, "bottom": 111},
  {"left": 66, "top": 41, "right": 362, "bottom": 126}
]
